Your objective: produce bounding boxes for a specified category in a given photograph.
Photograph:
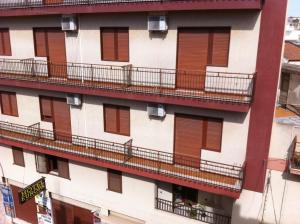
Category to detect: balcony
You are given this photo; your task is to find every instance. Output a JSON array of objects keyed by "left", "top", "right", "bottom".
[
  {"left": 155, "top": 198, "right": 231, "bottom": 224},
  {"left": 289, "top": 137, "right": 300, "bottom": 175},
  {"left": 0, "top": 0, "right": 262, "bottom": 17},
  {"left": 0, "top": 121, "right": 244, "bottom": 198},
  {"left": 0, "top": 59, "right": 255, "bottom": 112}
]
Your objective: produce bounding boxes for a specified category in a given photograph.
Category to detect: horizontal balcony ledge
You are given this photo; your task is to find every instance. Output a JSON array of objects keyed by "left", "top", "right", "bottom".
[
  {"left": 0, "top": 121, "right": 244, "bottom": 198},
  {"left": 156, "top": 198, "right": 231, "bottom": 224},
  {"left": 0, "top": 58, "right": 254, "bottom": 112},
  {"left": 0, "top": 0, "right": 262, "bottom": 17}
]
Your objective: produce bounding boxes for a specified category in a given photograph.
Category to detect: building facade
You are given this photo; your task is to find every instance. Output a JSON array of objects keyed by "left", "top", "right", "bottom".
[{"left": 0, "top": 0, "right": 287, "bottom": 224}]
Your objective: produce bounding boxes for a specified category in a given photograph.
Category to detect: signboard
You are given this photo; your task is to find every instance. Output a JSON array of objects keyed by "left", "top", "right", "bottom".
[
  {"left": 18, "top": 177, "right": 46, "bottom": 204},
  {"left": 35, "top": 191, "right": 53, "bottom": 224}
]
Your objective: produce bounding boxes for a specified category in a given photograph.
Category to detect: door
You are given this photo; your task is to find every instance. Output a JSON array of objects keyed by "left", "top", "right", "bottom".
[
  {"left": 11, "top": 185, "right": 38, "bottom": 224},
  {"left": 47, "top": 28, "right": 67, "bottom": 78},
  {"left": 52, "top": 98, "right": 72, "bottom": 142},
  {"left": 174, "top": 114, "right": 203, "bottom": 168},
  {"left": 176, "top": 28, "right": 209, "bottom": 90},
  {"left": 52, "top": 198, "right": 74, "bottom": 224}
]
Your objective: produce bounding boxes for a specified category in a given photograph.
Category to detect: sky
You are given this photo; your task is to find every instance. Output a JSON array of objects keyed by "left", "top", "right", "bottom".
[{"left": 288, "top": 0, "right": 300, "bottom": 16}]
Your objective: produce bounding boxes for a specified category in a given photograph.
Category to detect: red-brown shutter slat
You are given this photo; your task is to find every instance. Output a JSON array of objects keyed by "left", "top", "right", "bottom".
[
  {"left": 119, "top": 106, "right": 130, "bottom": 136},
  {"left": 52, "top": 98, "right": 72, "bottom": 142},
  {"left": 47, "top": 29, "right": 67, "bottom": 78},
  {"left": 12, "top": 147, "right": 25, "bottom": 167},
  {"left": 57, "top": 158, "right": 70, "bottom": 179},
  {"left": 101, "top": 28, "right": 116, "bottom": 61},
  {"left": 176, "top": 28, "right": 209, "bottom": 89},
  {"left": 10, "top": 93, "right": 18, "bottom": 117},
  {"left": 211, "top": 28, "right": 230, "bottom": 66},
  {"left": 108, "top": 169, "right": 122, "bottom": 193},
  {"left": 11, "top": 185, "right": 38, "bottom": 224},
  {"left": 117, "top": 28, "right": 129, "bottom": 62},
  {"left": 174, "top": 114, "right": 203, "bottom": 168},
  {"left": 205, "top": 118, "right": 223, "bottom": 151},
  {"left": 33, "top": 29, "right": 47, "bottom": 57},
  {"left": 0, "top": 92, "right": 11, "bottom": 115},
  {"left": 2, "top": 29, "right": 11, "bottom": 55},
  {"left": 104, "top": 105, "right": 118, "bottom": 134},
  {"left": 40, "top": 96, "right": 53, "bottom": 121}
]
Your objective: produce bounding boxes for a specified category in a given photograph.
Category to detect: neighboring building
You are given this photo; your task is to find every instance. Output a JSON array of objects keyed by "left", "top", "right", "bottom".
[
  {"left": 285, "top": 17, "right": 300, "bottom": 41},
  {"left": 283, "top": 41, "right": 300, "bottom": 65},
  {"left": 0, "top": 1, "right": 287, "bottom": 224}
]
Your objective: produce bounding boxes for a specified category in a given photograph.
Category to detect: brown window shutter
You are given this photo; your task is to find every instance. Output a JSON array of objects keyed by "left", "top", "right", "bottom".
[
  {"left": 119, "top": 106, "right": 130, "bottom": 136},
  {"left": 39, "top": 96, "right": 53, "bottom": 122},
  {"left": 57, "top": 158, "right": 70, "bottom": 179},
  {"left": 117, "top": 28, "right": 129, "bottom": 61},
  {"left": 107, "top": 169, "right": 122, "bottom": 193},
  {"left": 205, "top": 118, "right": 223, "bottom": 151},
  {"left": 73, "top": 204, "right": 94, "bottom": 224},
  {"left": 12, "top": 147, "right": 25, "bottom": 167},
  {"left": 0, "top": 92, "right": 11, "bottom": 115},
  {"left": 0, "top": 29, "right": 11, "bottom": 56},
  {"left": 101, "top": 28, "right": 116, "bottom": 61},
  {"left": 33, "top": 29, "right": 47, "bottom": 57},
  {"left": 52, "top": 199, "right": 74, "bottom": 224},
  {"left": 10, "top": 93, "right": 18, "bottom": 116},
  {"left": 104, "top": 104, "right": 118, "bottom": 134},
  {"left": 35, "top": 153, "right": 49, "bottom": 173},
  {"left": 211, "top": 28, "right": 230, "bottom": 66}
]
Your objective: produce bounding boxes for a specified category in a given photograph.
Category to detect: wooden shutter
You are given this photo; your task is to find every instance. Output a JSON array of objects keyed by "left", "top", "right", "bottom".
[
  {"left": 35, "top": 153, "right": 49, "bottom": 173},
  {"left": 33, "top": 29, "right": 47, "bottom": 57},
  {"left": 104, "top": 104, "right": 118, "bottom": 134},
  {"left": 52, "top": 97, "right": 72, "bottom": 142},
  {"left": 0, "top": 92, "right": 11, "bottom": 115},
  {"left": 101, "top": 28, "right": 116, "bottom": 61},
  {"left": 73, "top": 205, "right": 93, "bottom": 224},
  {"left": 204, "top": 118, "right": 223, "bottom": 151},
  {"left": 119, "top": 106, "right": 130, "bottom": 136},
  {"left": 174, "top": 114, "right": 203, "bottom": 168},
  {"left": 11, "top": 185, "right": 38, "bottom": 224},
  {"left": 39, "top": 96, "right": 53, "bottom": 122},
  {"left": 107, "top": 169, "right": 122, "bottom": 193},
  {"left": 12, "top": 147, "right": 25, "bottom": 167},
  {"left": 0, "top": 92, "right": 18, "bottom": 116},
  {"left": 52, "top": 198, "right": 74, "bottom": 224},
  {"left": 0, "top": 28, "right": 11, "bottom": 56},
  {"left": 211, "top": 28, "right": 230, "bottom": 66},
  {"left": 117, "top": 28, "right": 129, "bottom": 61},
  {"left": 58, "top": 158, "right": 70, "bottom": 179}
]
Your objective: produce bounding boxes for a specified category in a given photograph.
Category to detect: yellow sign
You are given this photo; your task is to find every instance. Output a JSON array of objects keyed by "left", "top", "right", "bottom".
[{"left": 18, "top": 177, "right": 46, "bottom": 204}]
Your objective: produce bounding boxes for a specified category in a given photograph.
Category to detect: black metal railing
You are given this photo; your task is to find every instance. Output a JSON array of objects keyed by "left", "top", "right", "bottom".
[
  {"left": 0, "top": 58, "right": 255, "bottom": 104},
  {"left": 0, "top": 120, "right": 244, "bottom": 191},
  {"left": 155, "top": 198, "right": 231, "bottom": 224}
]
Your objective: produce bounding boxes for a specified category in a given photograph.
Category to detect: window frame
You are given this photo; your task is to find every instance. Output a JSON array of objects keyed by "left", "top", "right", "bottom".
[
  {"left": 100, "top": 27, "right": 129, "bottom": 62},
  {"left": 0, "top": 91, "right": 19, "bottom": 117},
  {"left": 103, "top": 104, "right": 130, "bottom": 136}
]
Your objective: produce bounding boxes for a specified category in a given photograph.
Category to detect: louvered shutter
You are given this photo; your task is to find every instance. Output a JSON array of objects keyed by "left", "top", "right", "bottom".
[
  {"left": 101, "top": 28, "right": 116, "bottom": 61},
  {"left": 10, "top": 93, "right": 18, "bottom": 116},
  {"left": 205, "top": 118, "right": 223, "bottom": 151},
  {"left": 104, "top": 105, "right": 118, "bottom": 133},
  {"left": 40, "top": 96, "right": 53, "bottom": 121},
  {"left": 12, "top": 147, "right": 25, "bottom": 167},
  {"left": 119, "top": 106, "right": 130, "bottom": 136},
  {"left": 33, "top": 29, "right": 47, "bottom": 57},
  {"left": 108, "top": 169, "right": 122, "bottom": 193},
  {"left": 117, "top": 28, "right": 129, "bottom": 61},
  {"left": 0, "top": 92, "right": 11, "bottom": 115},
  {"left": 57, "top": 158, "right": 70, "bottom": 179},
  {"left": 211, "top": 28, "right": 230, "bottom": 66},
  {"left": 35, "top": 153, "right": 49, "bottom": 173}
]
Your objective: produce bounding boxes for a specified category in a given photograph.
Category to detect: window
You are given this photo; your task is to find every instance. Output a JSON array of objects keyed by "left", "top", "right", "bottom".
[
  {"left": 39, "top": 96, "right": 53, "bottom": 122},
  {"left": 203, "top": 118, "right": 223, "bottom": 151},
  {"left": 35, "top": 153, "right": 70, "bottom": 179},
  {"left": 0, "top": 28, "right": 12, "bottom": 56},
  {"left": 107, "top": 169, "right": 122, "bottom": 193},
  {"left": 33, "top": 28, "right": 47, "bottom": 57},
  {"left": 104, "top": 104, "right": 130, "bottom": 136},
  {"left": 101, "top": 27, "right": 129, "bottom": 62},
  {"left": 208, "top": 27, "right": 231, "bottom": 67},
  {"left": 0, "top": 92, "right": 18, "bottom": 116},
  {"left": 12, "top": 147, "right": 25, "bottom": 167}
]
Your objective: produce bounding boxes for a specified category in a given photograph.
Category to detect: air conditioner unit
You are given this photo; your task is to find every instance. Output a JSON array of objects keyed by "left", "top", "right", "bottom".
[
  {"left": 61, "top": 15, "right": 78, "bottom": 31},
  {"left": 147, "top": 104, "right": 166, "bottom": 118},
  {"left": 66, "top": 94, "right": 82, "bottom": 106},
  {"left": 148, "top": 16, "right": 168, "bottom": 32}
]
